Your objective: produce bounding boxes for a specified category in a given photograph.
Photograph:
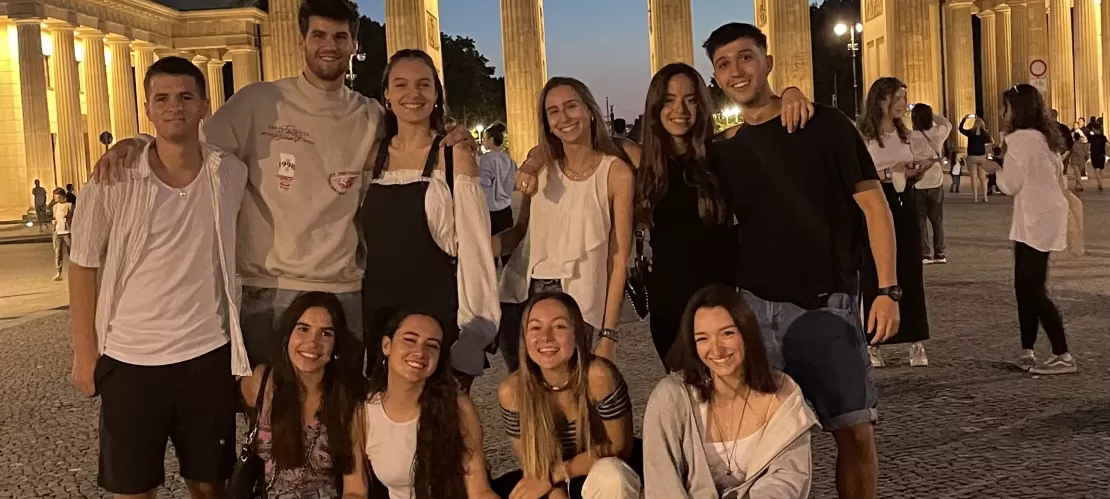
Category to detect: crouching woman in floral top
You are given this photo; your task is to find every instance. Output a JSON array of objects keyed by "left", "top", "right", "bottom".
[
  {"left": 240, "top": 292, "right": 368, "bottom": 498},
  {"left": 643, "top": 285, "right": 818, "bottom": 499}
]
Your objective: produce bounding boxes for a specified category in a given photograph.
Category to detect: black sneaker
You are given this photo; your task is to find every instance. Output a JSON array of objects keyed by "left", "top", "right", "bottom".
[{"left": 933, "top": 254, "right": 947, "bottom": 264}]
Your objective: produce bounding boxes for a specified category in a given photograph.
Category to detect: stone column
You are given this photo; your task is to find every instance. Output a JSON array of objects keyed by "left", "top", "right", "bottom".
[
  {"left": 1010, "top": 0, "right": 1029, "bottom": 85},
  {"left": 131, "top": 41, "right": 157, "bottom": 136},
  {"left": 944, "top": 1, "right": 976, "bottom": 151},
  {"left": 206, "top": 58, "right": 227, "bottom": 114},
  {"left": 266, "top": 0, "right": 301, "bottom": 80},
  {"left": 15, "top": 19, "right": 56, "bottom": 189},
  {"left": 893, "top": 0, "right": 943, "bottom": 108},
  {"left": 755, "top": 0, "right": 814, "bottom": 96},
  {"left": 106, "top": 35, "right": 138, "bottom": 141},
  {"left": 229, "top": 46, "right": 261, "bottom": 92},
  {"left": 1048, "top": 0, "right": 1075, "bottom": 124},
  {"left": 978, "top": 10, "right": 1001, "bottom": 138},
  {"left": 48, "top": 23, "right": 84, "bottom": 188},
  {"left": 191, "top": 54, "right": 211, "bottom": 112},
  {"left": 647, "top": 0, "right": 694, "bottom": 75},
  {"left": 1102, "top": 0, "right": 1110, "bottom": 117},
  {"left": 995, "top": 6, "right": 1014, "bottom": 91},
  {"left": 1026, "top": 0, "right": 1050, "bottom": 99},
  {"left": 385, "top": 0, "right": 445, "bottom": 76},
  {"left": 500, "top": 0, "right": 548, "bottom": 165},
  {"left": 79, "top": 30, "right": 111, "bottom": 153},
  {"left": 1074, "top": 0, "right": 1101, "bottom": 121}
]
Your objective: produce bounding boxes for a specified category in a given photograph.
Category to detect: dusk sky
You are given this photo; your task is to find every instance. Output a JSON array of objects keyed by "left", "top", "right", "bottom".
[{"left": 355, "top": 0, "right": 756, "bottom": 119}]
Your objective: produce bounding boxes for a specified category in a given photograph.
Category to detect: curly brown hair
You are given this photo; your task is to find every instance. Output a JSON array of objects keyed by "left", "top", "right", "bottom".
[
  {"left": 1002, "top": 84, "right": 1065, "bottom": 153},
  {"left": 858, "top": 77, "right": 909, "bottom": 148}
]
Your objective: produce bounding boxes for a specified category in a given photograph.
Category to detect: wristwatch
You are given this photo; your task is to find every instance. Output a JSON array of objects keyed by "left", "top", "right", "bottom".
[
  {"left": 598, "top": 328, "right": 619, "bottom": 342},
  {"left": 877, "top": 285, "right": 903, "bottom": 302}
]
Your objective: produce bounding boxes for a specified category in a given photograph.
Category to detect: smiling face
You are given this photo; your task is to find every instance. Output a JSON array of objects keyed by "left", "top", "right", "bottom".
[
  {"left": 286, "top": 306, "right": 337, "bottom": 375},
  {"left": 145, "top": 73, "right": 207, "bottom": 143},
  {"left": 384, "top": 58, "right": 438, "bottom": 125},
  {"left": 883, "top": 87, "right": 908, "bottom": 120},
  {"left": 524, "top": 298, "right": 577, "bottom": 371},
  {"left": 301, "top": 16, "right": 355, "bottom": 83},
  {"left": 660, "top": 73, "right": 698, "bottom": 137},
  {"left": 711, "top": 37, "right": 773, "bottom": 108},
  {"left": 544, "top": 85, "right": 593, "bottom": 146},
  {"left": 693, "top": 306, "right": 746, "bottom": 380},
  {"left": 381, "top": 314, "right": 442, "bottom": 383}
]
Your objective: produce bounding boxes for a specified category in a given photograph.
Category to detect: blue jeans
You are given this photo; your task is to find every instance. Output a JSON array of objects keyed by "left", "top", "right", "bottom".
[{"left": 742, "top": 290, "right": 879, "bottom": 431}]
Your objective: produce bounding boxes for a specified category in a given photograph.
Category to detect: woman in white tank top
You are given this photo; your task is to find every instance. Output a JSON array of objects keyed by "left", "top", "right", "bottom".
[
  {"left": 363, "top": 309, "right": 499, "bottom": 499},
  {"left": 497, "top": 76, "right": 636, "bottom": 364}
]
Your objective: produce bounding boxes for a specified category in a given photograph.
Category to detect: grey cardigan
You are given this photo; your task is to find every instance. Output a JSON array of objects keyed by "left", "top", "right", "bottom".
[{"left": 642, "top": 373, "right": 818, "bottom": 499}]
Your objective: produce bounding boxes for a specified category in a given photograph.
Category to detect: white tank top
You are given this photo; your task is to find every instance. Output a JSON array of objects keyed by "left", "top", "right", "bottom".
[
  {"left": 523, "top": 155, "right": 614, "bottom": 329},
  {"left": 365, "top": 396, "right": 418, "bottom": 499}
]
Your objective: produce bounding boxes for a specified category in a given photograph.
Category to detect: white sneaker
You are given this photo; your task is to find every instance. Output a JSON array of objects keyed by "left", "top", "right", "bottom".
[
  {"left": 1029, "top": 354, "right": 1077, "bottom": 375},
  {"left": 922, "top": 257, "right": 935, "bottom": 265},
  {"left": 909, "top": 342, "right": 928, "bottom": 367},
  {"left": 52, "top": 273, "right": 62, "bottom": 281},
  {"left": 1015, "top": 351, "right": 1036, "bottom": 371},
  {"left": 868, "top": 346, "right": 885, "bottom": 368}
]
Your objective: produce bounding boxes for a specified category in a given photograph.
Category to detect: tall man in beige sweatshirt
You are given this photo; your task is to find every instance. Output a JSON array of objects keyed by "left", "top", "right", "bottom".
[{"left": 93, "top": 0, "right": 476, "bottom": 368}]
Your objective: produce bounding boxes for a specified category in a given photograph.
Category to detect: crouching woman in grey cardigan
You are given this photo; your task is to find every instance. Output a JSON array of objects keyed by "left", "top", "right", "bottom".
[{"left": 642, "top": 285, "right": 818, "bottom": 499}]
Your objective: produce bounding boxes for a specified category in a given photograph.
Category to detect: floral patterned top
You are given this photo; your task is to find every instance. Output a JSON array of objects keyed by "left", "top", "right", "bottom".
[{"left": 256, "top": 405, "right": 338, "bottom": 499}]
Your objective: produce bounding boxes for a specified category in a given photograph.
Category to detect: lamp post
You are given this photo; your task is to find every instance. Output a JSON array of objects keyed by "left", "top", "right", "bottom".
[
  {"left": 834, "top": 22, "right": 863, "bottom": 117},
  {"left": 347, "top": 52, "right": 366, "bottom": 89}
]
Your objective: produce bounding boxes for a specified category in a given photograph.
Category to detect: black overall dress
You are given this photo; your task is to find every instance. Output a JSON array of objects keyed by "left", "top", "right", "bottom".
[{"left": 360, "top": 134, "right": 459, "bottom": 366}]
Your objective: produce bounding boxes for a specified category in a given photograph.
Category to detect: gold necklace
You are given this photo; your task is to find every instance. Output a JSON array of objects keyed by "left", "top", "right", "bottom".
[
  {"left": 561, "top": 155, "right": 601, "bottom": 181},
  {"left": 710, "top": 387, "right": 751, "bottom": 477}
]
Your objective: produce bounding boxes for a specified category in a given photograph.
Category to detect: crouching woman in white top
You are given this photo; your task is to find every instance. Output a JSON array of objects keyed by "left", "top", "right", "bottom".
[{"left": 643, "top": 284, "right": 818, "bottom": 499}]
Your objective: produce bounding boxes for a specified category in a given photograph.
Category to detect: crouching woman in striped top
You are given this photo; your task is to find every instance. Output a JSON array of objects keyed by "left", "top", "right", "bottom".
[{"left": 495, "top": 292, "right": 641, "bottom": 499}]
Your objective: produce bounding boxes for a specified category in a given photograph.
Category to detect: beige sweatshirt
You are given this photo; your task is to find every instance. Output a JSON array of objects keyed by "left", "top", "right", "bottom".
[{"left": 204, "top": 74, "right": 383, "bottom": 293}]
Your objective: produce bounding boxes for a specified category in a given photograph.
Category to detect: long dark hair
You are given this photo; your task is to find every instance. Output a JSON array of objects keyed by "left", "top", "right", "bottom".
[
  {"left": 269, "top": 292, "right": 364, "bottom": 481},
  {"left": 858, "top": 76, "right": 908, "bottom": 148},
  {"left": 537, "top": 77, "right": 629, "bottom": 164},
  {"left": 670, "top": 284, "right": 779, "bottom": 401},
  {"left": 910, "top": 103, "right": 935, "bottom": 132},
  {"left": 635, "top": 63, "right": 726, "bottom": 227},
  {"left": 380, "top": 49, "right": 447, "bottom": 142},
  {"left": 1002, "top": 84, "right": 1064, "bottom": 153},
  {"left": 366, "top": 309, "right": 466, "bottom": 499}
]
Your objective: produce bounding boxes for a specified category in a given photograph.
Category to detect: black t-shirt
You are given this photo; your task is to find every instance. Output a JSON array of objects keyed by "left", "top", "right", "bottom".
[
  {"left": 959, "top": 126, "right": 988, "bottom": 156},
  {"left": 710, "top": 104, "right": 879, "bottom": 306},
  {"left": 1088, "top": 133, "right": 1108, "bottom": 158},
  {"left": 1058, "top": 122, "right": 1074, "bottom": 151}
]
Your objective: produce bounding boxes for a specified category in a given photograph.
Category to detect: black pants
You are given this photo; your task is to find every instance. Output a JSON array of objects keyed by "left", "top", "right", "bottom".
[
  {"left": 1014, "top": 242, "right": 1069, "bottom": 355},
  {"left": 915, "top": 187, "right": 945, "bottom": 257}
]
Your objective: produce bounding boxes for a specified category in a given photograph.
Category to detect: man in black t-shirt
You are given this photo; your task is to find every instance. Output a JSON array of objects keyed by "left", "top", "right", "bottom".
[
  {"left": 1088, "top": 124, "right": 1107, "bottom": 191},
  {"left": 704, "top": 23, "right": 900, "bottom": 499}
]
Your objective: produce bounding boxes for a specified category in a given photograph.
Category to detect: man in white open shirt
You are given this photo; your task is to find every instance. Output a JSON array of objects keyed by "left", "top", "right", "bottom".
[{"left": 68, "top": 57, "right": 248, "bottom": 498}]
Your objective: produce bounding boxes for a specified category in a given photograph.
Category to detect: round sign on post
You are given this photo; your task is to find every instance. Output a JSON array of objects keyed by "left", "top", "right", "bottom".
[
  {"left": 1028, "top": 59, "right": 1049, "bottom": 95},
  {"left": 98, "top": 131, "right": 114, "bottom": 146}
]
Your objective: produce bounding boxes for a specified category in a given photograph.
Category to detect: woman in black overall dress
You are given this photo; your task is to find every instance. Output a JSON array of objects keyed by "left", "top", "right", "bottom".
[{"left": 360, "top": 50, "right": 499, "bottom": 394}]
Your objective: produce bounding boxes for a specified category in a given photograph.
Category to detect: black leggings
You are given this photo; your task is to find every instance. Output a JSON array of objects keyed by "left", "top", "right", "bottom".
[{"left": 1014, "top": 242, "right": 1069, "bottom": 355}]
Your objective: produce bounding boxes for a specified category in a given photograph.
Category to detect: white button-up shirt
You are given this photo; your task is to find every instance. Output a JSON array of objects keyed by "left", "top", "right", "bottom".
[
  {"left": 998, "top": 130, "right": 1069, "bottom": 252},
  {"left": 69, "top": 141, "right": 251, "bottom": 376}
]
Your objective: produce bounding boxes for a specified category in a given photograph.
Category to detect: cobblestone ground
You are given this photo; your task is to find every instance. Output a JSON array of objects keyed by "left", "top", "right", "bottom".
[{"left": 2, "top": 192, "right": 1108, "bottom": 498}]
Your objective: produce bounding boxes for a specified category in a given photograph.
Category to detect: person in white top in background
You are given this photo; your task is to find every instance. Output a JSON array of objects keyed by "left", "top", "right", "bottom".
[
  {"left": 983, "top": 84, "right": 1077, "bottom": 375},
  {"left": 50, "top": 188, "right": 72, "bottom": 281},
  {"left": 480, "top": 122, "right": 517, "bottom": 244},
  {"left": 908, "top": 103, "right": 952, "bottom": 265},
  {"left": 69, "top": 56, "right": 249, "bottom": 499},
  {"left": 89, "top": 0, "right": 477, "bottom": 371}
]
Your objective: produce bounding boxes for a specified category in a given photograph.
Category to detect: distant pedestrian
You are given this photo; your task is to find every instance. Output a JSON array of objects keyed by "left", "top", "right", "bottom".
[
  {"left": 31, "top": 179, "right": 47, "bottom": 232},
  {"left": 479, "top": 122, "right": 516, "bottom": 242},
  {"left": 1087, "top": 124, "right": 1106, "bottom": 191},
  {"left": 65, "top": 183, "right": 77, "bottom": 205},
  {"left": 50, "top": 188, "right": 71, "bottom": 281},
  {"left": 950, "top": 158, "right": 963, "bottom": 193}
]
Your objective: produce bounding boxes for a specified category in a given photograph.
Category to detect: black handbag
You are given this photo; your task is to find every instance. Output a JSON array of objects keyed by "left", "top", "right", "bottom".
[
  {"left": 229, "top": 366, "right": 272, "bottom": 499},
  {"left": 624, "top": 229, "right": 650, "bottom": 320}
]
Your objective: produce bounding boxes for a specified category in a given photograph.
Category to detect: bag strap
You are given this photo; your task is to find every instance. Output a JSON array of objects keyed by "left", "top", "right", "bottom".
[
  {"left": 633, "top": 228, "right": 646, "bottom": 260},
  {"left": 245, "top": 366, "right": 272, "bottom": 451},
  {"left": 919, "top": 130, "right": 943, "bottom": 160}
]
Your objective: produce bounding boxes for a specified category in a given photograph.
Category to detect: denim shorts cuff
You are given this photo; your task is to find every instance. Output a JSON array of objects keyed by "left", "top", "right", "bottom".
[{"left": 822, "top": 408, "right": 878, "bottom": 432}]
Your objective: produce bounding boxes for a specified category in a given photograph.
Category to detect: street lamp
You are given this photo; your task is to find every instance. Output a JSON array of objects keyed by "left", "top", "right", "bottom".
[
  {"left": 834, "top": 22, "right": 863, "bottom": 117},
  {"left": 347, "top": 52, "right": 366, "bottom": 88}
]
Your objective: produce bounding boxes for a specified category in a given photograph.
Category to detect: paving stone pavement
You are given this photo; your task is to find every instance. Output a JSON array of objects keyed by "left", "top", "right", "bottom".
[{"left": 1, "top": 192, "right": 1108, "bottom": 498}]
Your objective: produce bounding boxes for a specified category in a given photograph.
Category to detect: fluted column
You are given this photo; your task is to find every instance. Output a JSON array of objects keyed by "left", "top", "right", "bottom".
[
  {"left": 944, "top": 1, "right": 976, "bottom": 151},
  {"left": 267, "top": 0, "right": 301, "bottom": 80},
  {"left": 1074, "top": 0, "right": 1101, "bottom": 121},
  {"left": 892, "top": 0, "right": 943, "bottom": 108},
  {"left": 385, "top": 0, "right": 445, "bottom": 77},
  {"left": 191, "top": 55, "right": 211, "bottom": 110},
  {"left": 106, "top": 35, "right": 138, "bottom": 141},
  {"left": 131, "top": 41, "right": 157, "bottom": 135},
  {"left": 979, "top": 10, "right": 1001, "bottom": 138},
  {"left": 1010, "top": 0, "right": 1029, "bottom": 85},
  {"left": 15, "top": 19, "right": 56, "bottom": 188},
  {"left": 207, "top": 58, "right": 226, "bottom": 114},
  {"left": 1048, "top": 0, "right": 1075, "bottom": 124},
  {"left": 755, "top": 0, "right": 814, "bottom": 96},
  {"left": 500, "top": 0, "right": 548, "bottom": 165},
  {"left": 648, "top": 0, "right": 694, "bottom": 75},
  {"left": 79, "top": 30, "right": 111, "bottom": 153},
  {"left": 995, "top": 6, "right": 1014, "bottom": 91},
  {"left": 1026, "top": 0, "right": 1050, "bottom": 98},
  {"left": 48, "top": 23, "right": 84, "bottom": 187},
  {"left": 1102, "top": 0, "right": 1110, "bottom": 117},
  {"left": 229, "top": 46, "right": 261, "bottom": 92}
]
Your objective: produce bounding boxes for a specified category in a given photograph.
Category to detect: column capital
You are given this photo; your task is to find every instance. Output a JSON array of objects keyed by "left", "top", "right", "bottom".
[
  {"left": 994, "top": 4, "right": 1012, "bottom": 13},
  {"left": 207, "top": 58, "right": 226, "bottom": 68},
  {"left": 131, "top": 40, "right": 156, "bottom": 51},
  {"left": 105, "top": 34, "right": 131, "bottom": 46},
  {"left": 977, "top": 9, "right": 997, "bottom": 19},
  {"left": 43, "top": 20, "right": 76, "bottom": 32},
  {"left": 192, "top": 54, "right": 210, "bottom": 64},
  {"left": 12, "top": 17, "right": 45, "bottom": 26},
  {"left": 944, "top": 0, "right": 976, "bottom": 9},
  {"left": 76, "top": 28, "right": 105, "bottom": 40},
  {"left": 227, "top": 45, "right": 258, "bottom": 54}
]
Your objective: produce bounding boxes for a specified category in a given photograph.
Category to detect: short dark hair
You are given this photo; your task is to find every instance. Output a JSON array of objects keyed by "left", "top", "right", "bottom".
[
  {"left": 910, "top": 103, "right": 934, "bottom": 131},
  {"left": 486, "top": 122, "right": 506, "bottom": 147},
  {"left": 52, "top": 188, "right": 66, "bottom": 197},
  {"left": 703, "top": 23, "right": 768, "bottom": 61},
  {"left": 143, "top": 56, "right": 206, "bottom": 98},
  {"left": 612, "top": 118, "right": 627, "bottom": 134},
  {"left": 298, "top": 0, "right": 360, "bottom": 39}
]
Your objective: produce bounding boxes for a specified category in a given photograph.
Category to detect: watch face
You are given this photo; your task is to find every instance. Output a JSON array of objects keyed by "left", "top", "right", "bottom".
[{"left": 887, "top": 287, "right": 903, "bottom": 301}]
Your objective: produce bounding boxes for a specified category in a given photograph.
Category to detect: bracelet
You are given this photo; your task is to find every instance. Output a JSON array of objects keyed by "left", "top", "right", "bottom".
[{"left": 598, "top": 328, "right": 618, "bottom": 342}]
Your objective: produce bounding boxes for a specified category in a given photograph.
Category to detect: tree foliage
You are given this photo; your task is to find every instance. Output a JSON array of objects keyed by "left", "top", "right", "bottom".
[{"left": 350, "top": 16, "right": 506, "bottom": 127}]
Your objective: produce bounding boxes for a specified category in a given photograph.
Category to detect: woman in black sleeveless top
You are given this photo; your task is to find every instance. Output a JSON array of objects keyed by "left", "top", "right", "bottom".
[{"left": 359, "top": 50, "right": 498, "bottom": 393}]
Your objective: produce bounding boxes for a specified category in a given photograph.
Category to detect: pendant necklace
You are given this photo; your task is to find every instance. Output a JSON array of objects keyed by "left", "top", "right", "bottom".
[
  {"left": 710, "top": 387, "right": 751, "bottom": 477},
  {"left": 541, "top": 377, "right": 571, "bottom": 392}
]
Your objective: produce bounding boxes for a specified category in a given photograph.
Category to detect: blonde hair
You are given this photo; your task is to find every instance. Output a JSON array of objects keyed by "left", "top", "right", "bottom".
[{"left": 515, "top": 292, "right": 608, "bottom": 480}]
